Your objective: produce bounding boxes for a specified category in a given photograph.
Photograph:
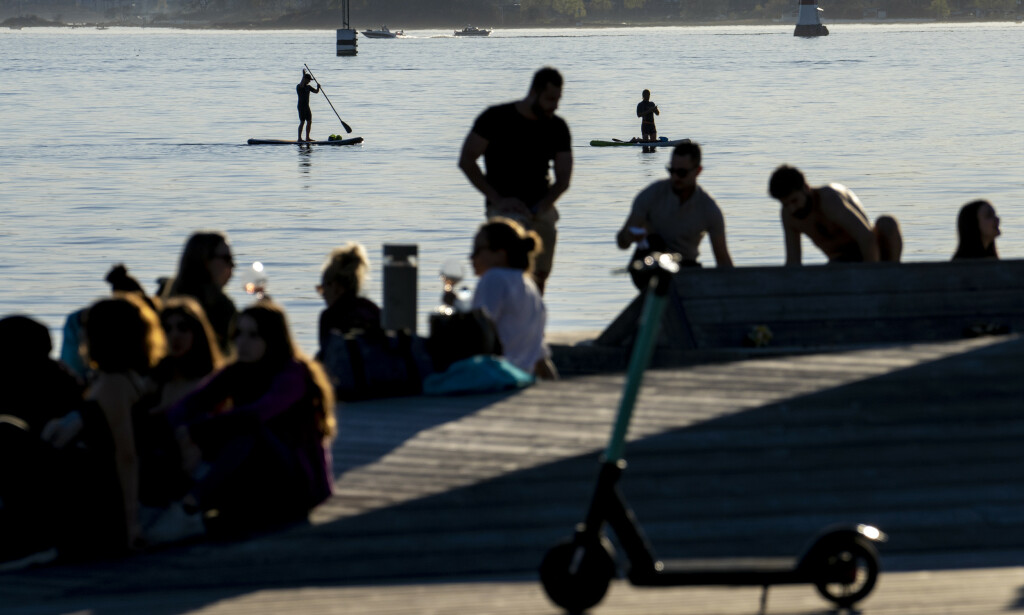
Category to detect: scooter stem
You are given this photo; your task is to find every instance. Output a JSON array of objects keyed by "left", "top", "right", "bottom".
[{"left": 604, "top": 257, "right": 677, "bottom": 462}]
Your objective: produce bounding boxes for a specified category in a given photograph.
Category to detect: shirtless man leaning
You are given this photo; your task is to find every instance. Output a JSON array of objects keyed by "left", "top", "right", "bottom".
[{"left": 768, "top": 165, "right": 902, "bottom": 265}]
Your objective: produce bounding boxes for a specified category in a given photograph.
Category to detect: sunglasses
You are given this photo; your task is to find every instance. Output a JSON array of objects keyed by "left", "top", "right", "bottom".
[
  {"left": 211, "top": 253, "right": 235, "bottom": 267},
  {"left": 666, "top": 166, "right": 696, "bottom": 177}
]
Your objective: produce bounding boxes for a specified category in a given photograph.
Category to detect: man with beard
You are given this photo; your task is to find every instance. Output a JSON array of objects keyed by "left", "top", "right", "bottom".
[
  {"left": 768, "top": 165, "right": 903, "bottom": 265},
  {"left": 616, "top": 141, "right": 733, "bottom": 288},
  {"left": 459, "top": 67, "right": 572, "bottom": 295}
]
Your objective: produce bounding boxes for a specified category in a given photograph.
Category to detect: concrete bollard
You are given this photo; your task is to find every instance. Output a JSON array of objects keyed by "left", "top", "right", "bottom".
[
  {"left": 382, "top": 244, "right": 418, "bottom": 332},
  {"left": 794, "top": 0, "right": 829, "bottom": 37}
]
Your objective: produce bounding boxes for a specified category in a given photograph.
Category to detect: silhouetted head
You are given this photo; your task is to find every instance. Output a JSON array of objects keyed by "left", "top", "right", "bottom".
[
  {"left": 769, "top": 165, "right": 808, "bottom": 201},
  {"left": 954, "top": 200, "right": 1000, "bottom": 260},
  {"left": 642, "top": 89, "right": 651, "bottom": 100},
  {"left": 769, "top": 165, "right": 814, "bottom": 217},
  {"left": 472, "top": 217, "right": 542, "bottom": 276},
  {"left": 528, "top": 67, "right": 563, "bottom": 119},
  {"left": 319, "top": 242, "right": 370, "bottom": 306},
  {"left": 0, "top": 315, "right": 52, "bottom": 364},
  {"left": 168, "top": 231, "right": 234, "bottom": 297},
  {"left": 667, "top": 141, "right": 703, "bottom": 192},
  {"left": 160, "top": 296, "right": 224, "bottom": 378},
  {"left": 233, "top": 300, "right": 296, "bottom": 368},
  {"left": 84, "top": 293, "right": 166, "bottom": 374}
]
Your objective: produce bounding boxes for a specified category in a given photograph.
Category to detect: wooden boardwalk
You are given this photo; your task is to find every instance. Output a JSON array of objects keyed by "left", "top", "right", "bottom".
[{"left": 2, "top": 334, "right": 1023, "bottom": 614}]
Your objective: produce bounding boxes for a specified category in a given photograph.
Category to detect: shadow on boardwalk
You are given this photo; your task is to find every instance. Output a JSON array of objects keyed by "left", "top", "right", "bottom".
[{"left": 3, "top": 336, "right": 1023, "bottom": 614}]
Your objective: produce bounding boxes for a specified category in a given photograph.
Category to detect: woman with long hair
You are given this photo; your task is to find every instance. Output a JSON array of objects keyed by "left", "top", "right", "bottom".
[
  {"left": 471, "top": 217, "right": 558, "bottom": 379},
  {"left": 164, "top": 300, "right": 336, "bottom": 537},
  {"left": 155, "top": 297, "right": 225, "bottom": 408},
  {"left": 81, "top": 293, "right": 167, "bottom": 549},
  {"left": 953, "top": 200, "right": 1000, "bottom": 260},
  {"left": 162, "top": 231, "right": 238, "bottom": 356}
]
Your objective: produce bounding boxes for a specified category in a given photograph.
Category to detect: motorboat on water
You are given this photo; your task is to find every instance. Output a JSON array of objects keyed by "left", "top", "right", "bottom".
[
  {"left": 454, "top": 25, "right": 491, "bottom": 36},
  {"left": 362, "top": 25, "right": 403, "bottom": 38}
]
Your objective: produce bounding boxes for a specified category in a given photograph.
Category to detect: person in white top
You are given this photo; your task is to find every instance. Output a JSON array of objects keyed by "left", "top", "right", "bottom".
[{"left": 470, "top": 217, "right": 558, "bottom": 380}]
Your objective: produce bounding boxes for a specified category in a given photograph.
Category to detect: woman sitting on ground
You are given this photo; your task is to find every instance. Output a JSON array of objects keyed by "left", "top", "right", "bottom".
[
  {"left": 154, "top": 297, "right": 225, "bottom": 409},
  {"left": 470, "top": 217, "right": 558, "bottom": 380},
  {"left": 161, "top": 231, "right": 238, "bottom": 357},
  {"left": 133, "top": 297, "right": 225, "bottom": 510},
  {"left": 953, "top": 200, "right": 1000, "bottom": 260},
  {"left": 316, "top": 242, "right": 382, "bottom": 357},
  {"left": 166, "top": 300, "right": 336, "bottom": 537},
  {"left": 80, "top": 294, "right": 167, "bottom": 551}
]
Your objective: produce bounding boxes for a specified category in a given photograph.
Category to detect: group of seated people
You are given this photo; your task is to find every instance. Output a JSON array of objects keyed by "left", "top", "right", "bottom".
[
  {"left": 2, "top": 148, "right": 1003, "bottom": 569},
  {"left": 616, "top": 142, "right": 1002, "bottom": 285},
  {"left": 0, "top": 215, "right": 554, "bottom": 570}
]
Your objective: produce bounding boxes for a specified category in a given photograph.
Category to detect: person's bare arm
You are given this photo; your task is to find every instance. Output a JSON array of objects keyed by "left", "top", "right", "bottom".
[
  {"left": 709, "top": 228, "right": 733, "bottom": 268},
  {"left": 820, "top": 193, "right": 880, "bottom": 262},
  {"left": 617, "top": 212, "right": 648, "bottom": 249},
  {"left": 783, "top": 217, "right": 803, "bottom": 266},
  {"left": 91, "top": 375, "right": 141, "bottom": 547},
  {"left": 534, "top": 150, "right": 573, "bottom": 214},
  {"left": 458, "top": 131, "right": 530, "bottom": 216}
]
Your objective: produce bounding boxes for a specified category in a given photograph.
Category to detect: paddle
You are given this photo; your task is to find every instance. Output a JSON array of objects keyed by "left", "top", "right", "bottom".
[{"left": 303, "top": 64, "right": 352, "bottom": 134}]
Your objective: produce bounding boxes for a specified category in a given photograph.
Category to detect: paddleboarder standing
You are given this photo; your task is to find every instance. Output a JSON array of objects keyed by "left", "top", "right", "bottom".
[
  {"left": 297, "top": 71, "right": 320, "bottom": 142},
  {"left": 636, "top": 89, "right": 659, "bottom": 142}
]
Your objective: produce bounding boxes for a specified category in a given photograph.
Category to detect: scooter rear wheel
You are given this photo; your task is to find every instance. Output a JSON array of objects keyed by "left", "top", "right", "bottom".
[
  {"left": 539, "top": 536, "right": 617, "bottom": 612},
  {"left": 813, "top": 538, "right": 879, "bottom": 608}
]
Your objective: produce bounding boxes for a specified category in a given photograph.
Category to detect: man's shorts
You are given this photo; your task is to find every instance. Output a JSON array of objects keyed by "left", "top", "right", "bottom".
[
  {"left": 298, "top": 106, "right": 312, "bottom": 121},
  {"left": 485, "top": 204, "right": 559, "bottom": 278}
]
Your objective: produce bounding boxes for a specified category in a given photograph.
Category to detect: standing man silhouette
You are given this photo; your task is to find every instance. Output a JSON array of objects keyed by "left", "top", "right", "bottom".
[
  {"left": 459, "top": 67, "right": 573, "bottom": 295},
  {"left": 296, "top": 71, "right": 320, "bottom": 142},
  {"left": 636, "top": 89, "right": 659, "bottom": 142}
]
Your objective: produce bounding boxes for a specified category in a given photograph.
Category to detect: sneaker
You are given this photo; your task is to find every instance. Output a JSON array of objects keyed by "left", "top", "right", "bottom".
[{"left": 142, "top": 501, "right": 205, "bottom": 546}]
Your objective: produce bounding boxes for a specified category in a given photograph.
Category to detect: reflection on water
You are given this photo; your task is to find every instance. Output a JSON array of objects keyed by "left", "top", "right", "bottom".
[{"left": 1, "top": 24, "right": 1021, "bottom": 355}]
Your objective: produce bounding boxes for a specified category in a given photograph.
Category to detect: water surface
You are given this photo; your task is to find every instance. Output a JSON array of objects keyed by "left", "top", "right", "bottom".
[{"left": 1, "top": 24, "right": 1021, "bottom": 354}]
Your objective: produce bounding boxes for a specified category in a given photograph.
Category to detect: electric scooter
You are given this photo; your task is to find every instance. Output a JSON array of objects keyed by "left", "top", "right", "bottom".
[{"left": 539, "top": 253, "right": 887, "bottom": 613}]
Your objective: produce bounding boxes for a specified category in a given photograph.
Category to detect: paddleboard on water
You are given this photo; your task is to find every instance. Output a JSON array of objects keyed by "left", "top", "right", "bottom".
[
  {"left": 247, "top": 137, "right": 364, "bottom": 146},
  {"left": 589, "top": 137, "right": 689, "bottom": 147}
]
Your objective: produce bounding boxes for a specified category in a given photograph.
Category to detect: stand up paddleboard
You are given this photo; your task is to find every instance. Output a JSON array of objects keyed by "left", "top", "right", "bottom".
[
  {"left": 590, "top": 137, "right": 689, "bottom": 147},
  {"left": 247, "top": 137, "right": 364, "bottom": 146}
]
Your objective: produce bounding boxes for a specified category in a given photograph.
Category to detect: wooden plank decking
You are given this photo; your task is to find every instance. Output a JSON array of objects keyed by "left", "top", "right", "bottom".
[{"left": 2, "top": 334, "right": 1023, "bottom": 614}]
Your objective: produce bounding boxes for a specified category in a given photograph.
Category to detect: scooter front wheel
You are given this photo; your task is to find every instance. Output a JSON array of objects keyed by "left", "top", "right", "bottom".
[
  {"left": 813, "top": 538, "right": 879, "bottom": 608},
  {"left": 539, "top": 536, "right": 617, "bottom": 612}
]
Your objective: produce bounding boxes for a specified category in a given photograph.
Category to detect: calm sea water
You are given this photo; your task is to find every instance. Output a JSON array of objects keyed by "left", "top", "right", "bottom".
[{"left": 1, "top": 23, "right": 1021, "bottom": 355}]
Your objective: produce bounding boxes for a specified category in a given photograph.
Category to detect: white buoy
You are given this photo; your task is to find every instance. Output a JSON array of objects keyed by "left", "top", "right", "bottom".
[
  {"left": 336, "top": 28, "right": 357, "bottom": 56},
  {"left": 794, "top": 0, "right": 829, "bottom": 37}
]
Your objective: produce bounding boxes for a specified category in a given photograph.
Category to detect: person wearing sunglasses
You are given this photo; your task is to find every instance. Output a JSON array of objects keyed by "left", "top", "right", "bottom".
[
  {"left": 768, "top": 165, "right": 903, "bottom": 265},
  {"left": 616, "top": 141, "right": 733, "bottom": 289},
  {"left": 161, "top": 231, "right": 238, "bottom": 357}
]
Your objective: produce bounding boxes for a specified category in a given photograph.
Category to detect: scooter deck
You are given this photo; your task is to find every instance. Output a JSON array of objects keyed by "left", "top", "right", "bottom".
[{"left": 632, "top": 557, "right": 806, "bottom": 587}]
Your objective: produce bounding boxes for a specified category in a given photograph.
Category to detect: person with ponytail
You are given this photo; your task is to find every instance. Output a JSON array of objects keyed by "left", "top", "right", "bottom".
[
  {"left": 316, "top": 242, "right": 382, "bottom": 357},
  {"left": 470, "top": 217, "right": 558, "bottom": 379}
]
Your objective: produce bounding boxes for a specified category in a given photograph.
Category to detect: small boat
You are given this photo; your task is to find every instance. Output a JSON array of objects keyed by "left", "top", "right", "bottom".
[
  {"left": 590, "top": 137, "right": 690, "bottom": 148},
  {"left": 362, "top": 25, "right": 403, "bottom": 38},
  {"left": 247, "top": 137, "right": 364, "bottom": 146},
  {"left": 454, "top": 25, "right": 491, "bottom": 36}
]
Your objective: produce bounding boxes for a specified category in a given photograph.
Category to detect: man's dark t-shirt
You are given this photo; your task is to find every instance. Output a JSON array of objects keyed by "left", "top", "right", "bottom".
[
  {"left": 297, "top": 84, "right": 317, "bottom": 111},
  {"left": 471, "top": 102, "right": 571, "bottom": 210}
]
